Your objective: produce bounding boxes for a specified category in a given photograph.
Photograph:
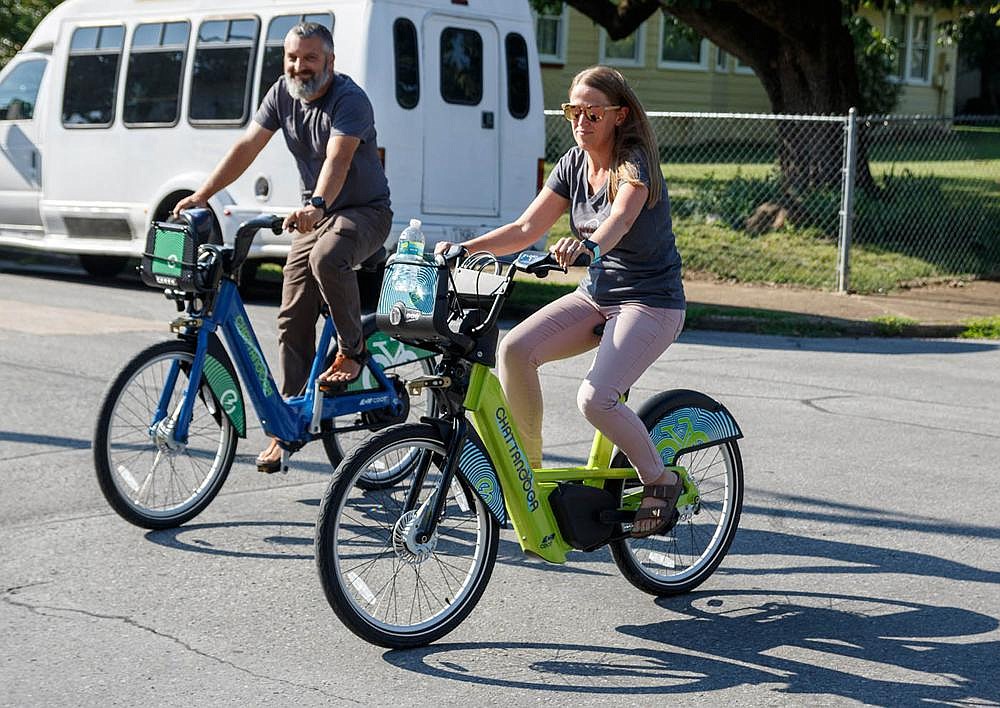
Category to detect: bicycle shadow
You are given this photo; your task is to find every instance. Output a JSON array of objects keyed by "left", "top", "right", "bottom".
[{"left": 382, "top": 590, "right": 1000, "bottom": 703}]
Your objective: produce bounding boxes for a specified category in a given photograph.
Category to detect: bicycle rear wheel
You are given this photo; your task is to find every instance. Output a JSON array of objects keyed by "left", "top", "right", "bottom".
[
  {"left": 321, "top": 355, "right": 438, "bottom": 489},
  {"left": 608, "top": 393, "right": 743, "bottom": 595},
  {"left": 93, "top": 340, "right": 237, "bottom": 529},
  {"left": 315, "top": 423, "right": 499, "bottom": 648}
]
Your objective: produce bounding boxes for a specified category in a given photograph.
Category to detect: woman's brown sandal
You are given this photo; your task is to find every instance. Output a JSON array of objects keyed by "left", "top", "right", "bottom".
[
  {"left": 631, "top": 473, "right": 684, "bottom": 538},
  {"left": 317, "top": 351, "right": 369, "bottom": 392}
]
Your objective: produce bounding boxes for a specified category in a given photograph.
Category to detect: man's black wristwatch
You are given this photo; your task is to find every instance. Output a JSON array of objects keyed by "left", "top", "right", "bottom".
[{"left": 309, "top": 195, "right": 327, "bottom": 212}]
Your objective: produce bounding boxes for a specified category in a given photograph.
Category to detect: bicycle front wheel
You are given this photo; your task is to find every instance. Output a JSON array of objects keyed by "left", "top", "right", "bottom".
[
  {"left": 93, "top": 340, "right": 237, "bottom": 529},
  {"left": 315, "top": 423, "right": 499, "bottom": 648},
  {"left": 609, "top": 395, "right": 744, "bottom": 596},
  {"left": 321, "top": 356, "right": 438, "bottom": 489}
]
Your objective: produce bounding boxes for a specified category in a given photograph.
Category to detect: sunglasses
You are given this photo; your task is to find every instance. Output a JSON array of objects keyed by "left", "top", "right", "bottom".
[{"left": 561, "top": 103, "right": 621, "bottom": 123}]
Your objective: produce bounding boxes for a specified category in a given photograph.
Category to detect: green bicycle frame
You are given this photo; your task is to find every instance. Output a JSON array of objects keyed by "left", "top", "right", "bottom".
[{"left": 462, "top": 362, "right": 686, "bottom": 564}]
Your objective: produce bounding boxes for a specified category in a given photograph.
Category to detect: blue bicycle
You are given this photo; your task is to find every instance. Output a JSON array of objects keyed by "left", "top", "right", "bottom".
[{"left": 93, "top": 210, "right": 438, "bottom": 529}]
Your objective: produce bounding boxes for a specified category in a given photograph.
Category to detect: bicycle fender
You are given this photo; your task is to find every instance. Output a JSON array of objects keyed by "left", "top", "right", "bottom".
[
  {"left": 421, "top": 418, "right": 506, "bottom": 526},
  {"left": 637, "top": 389, "right": 743, "bottom": 465},
  {"left": 363, "top": 315, "right": 436, "bottom": 367},
  {"left": 201, "top": 333, "right": 247, "bottom": 438}
]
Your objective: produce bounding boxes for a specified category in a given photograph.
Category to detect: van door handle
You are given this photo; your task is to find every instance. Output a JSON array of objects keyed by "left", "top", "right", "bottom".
[{"left": 481, "top": 111, "right": 494, "bottom": 129}]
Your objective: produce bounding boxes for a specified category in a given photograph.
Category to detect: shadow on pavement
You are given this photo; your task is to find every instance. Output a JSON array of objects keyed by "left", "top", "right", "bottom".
[{"left": 384, "top": 592, "right": 999, "bottom": 704}]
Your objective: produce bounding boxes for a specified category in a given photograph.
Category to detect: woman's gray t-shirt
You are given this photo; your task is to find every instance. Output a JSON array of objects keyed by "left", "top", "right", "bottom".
[
  {"left": 545, "top": 146, "right": 684, "bottom": 309},
  {"left": 254, "top": 73, "right": 390, "bottom": 211}
]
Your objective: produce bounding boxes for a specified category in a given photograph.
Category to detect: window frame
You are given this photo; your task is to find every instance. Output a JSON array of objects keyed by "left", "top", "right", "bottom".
[
  {"left": 439, "top": 26, "right": 483, "bottom": 107},
  {"left": 61, "top": 23, "right": 126, "bottom": 129},
  {"left": 188, "top": 15, "right": 261, "bottom": 128},
  {"left": 123, "top": 20, "right": 191, "bottom": 129},
  {"left": 0, "top": 58, "right": 48, "bottom": 122},
  {"left": 533, "top": 6, "right": 569, "bottom": 64},
  {"left": 393, "top": 17, "right": 420, "bottom": 110},
  {"left": 599, "top": 25, "right": 646, "bottom": 68},
  {"left": 656, "top": 15, "right": 708, "bottom": 72},
  {"left": 885, "top": 9, "right": 934, "bottom": 86}
]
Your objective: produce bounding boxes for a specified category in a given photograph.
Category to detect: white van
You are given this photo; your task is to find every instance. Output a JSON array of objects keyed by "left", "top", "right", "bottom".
[{"left": 0, "top": 0, "right": 544, "bottom": 277}]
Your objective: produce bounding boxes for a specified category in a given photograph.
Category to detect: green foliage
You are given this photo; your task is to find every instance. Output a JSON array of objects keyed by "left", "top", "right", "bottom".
[
  {"left": 870, "top": 314, "right": 919, "bottom": 335},
  {"left": 959, "top": 315, "right": 1000, "bottom": 339},
  {"left": 0, "top": 0, "right": 60, "bottom": 68},
  {"left": 847, "top": 15, "right": 903, "bottom": 114}
]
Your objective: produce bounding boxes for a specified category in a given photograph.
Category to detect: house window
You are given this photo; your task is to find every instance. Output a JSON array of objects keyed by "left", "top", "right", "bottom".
[
  {"left": 62, "top": 25, "right": 124, "bottom": 127},
  {"left": 600, "top": 25, "right": 645, "bottom": 67},
  {"left": 393, "top": 18, "right": 419, "bottom": 109},
  {"left": 258, "top": 13, "right": 333, "bottom": 105},
  {"left": 715, "top": 47, "right": 729, "bottom": 72},
  {"left": 658, "top": 15, "right": 707, "bottom": 70},
  {"left": 534, "top": 7, "right": 568, "bottom": 63},
  {"left": 887, "top": 10, "right": 933, "bottom": 84},
  {"left": 124, "top": 22, "right": 190, "bottom": 126},
  {"left": 734, "top": 57, "right": 755, "bottom": 76},
  {"left": 0, "top": 59, "right": 46, "bottom": 120},
  {"left": 189, "top": 17, "right": 260, "bottom": 125}
]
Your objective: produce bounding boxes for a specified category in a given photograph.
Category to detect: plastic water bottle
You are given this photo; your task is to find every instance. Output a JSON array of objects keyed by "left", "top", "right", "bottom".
[
  {"left": 397, "top": 218, "right": 425, "bottom": 258},
  {"left": 396, "top": 219, "right": 426, "bottom": 306}
]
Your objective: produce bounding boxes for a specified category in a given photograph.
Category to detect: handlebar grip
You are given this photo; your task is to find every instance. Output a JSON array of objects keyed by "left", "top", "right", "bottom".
[
  {"left": 435, "top": 244, "right": 467, "bottom": 266},
  {"left": 270, "top": 216, "right": 284, "bottom": 235}
]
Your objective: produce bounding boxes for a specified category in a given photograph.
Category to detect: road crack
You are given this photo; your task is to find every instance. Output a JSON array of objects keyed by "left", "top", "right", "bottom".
[{"left": 2, "top": 584, "right": 361, "bottom": 703}]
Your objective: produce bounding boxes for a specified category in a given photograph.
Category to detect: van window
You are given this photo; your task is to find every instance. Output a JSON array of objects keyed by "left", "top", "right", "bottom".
[
  {"left": 62, "top": 25, "right": 125, "bottom": 127},
  {"left": 189, "top": 17, "right": 260, "bottom": 125},
  {"left": 440, "top": 27, "right": 482, "bottom": 106},
  {"left": 504, "top": 33, "right": 529, "bottom": 119},
  {"left": 124, "top": 22, "right": 190, "bottom": 126},
  {"left": 258, "top": 13, "right": 334, "bottom": 104},
  {"left": 393, "top": 18, "right": 419, "bottom": 109},
  {"left": 0, "top": 60, "right": 47, "bottom": 121}
]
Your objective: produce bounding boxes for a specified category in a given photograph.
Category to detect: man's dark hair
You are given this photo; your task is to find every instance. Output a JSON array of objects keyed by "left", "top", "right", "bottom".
[{"left": 288, "top": 22, "right": 334, "bottom": 53}]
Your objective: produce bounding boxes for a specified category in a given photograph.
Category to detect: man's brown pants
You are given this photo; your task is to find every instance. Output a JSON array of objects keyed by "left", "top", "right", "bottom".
[{"left": 277, "top": 205, "right": 392, "bottom": 397}]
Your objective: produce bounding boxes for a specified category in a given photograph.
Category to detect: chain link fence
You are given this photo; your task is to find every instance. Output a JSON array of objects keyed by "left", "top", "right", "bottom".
[{"left": 544, "top": 110, "right": 1000, "bottom": 293}]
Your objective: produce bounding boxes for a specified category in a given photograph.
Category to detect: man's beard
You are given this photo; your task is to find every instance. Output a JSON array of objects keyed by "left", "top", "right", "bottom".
[{"left": 287, "top": 61, "right": 332, "bottom": 100}]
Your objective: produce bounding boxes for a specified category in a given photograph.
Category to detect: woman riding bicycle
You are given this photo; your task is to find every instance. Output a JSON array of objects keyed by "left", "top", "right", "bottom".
[{"left": 435, "top": 66, "right": 686, "bottom": 538}]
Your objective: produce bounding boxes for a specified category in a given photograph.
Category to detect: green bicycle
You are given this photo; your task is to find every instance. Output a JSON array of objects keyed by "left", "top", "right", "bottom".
[{"left": 314, "top": 248, "right": 744, "bottom": 648}]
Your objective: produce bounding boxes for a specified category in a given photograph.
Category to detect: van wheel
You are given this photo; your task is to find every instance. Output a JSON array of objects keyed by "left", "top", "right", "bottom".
[{"left": 80, "top": 255, "right": 129, "bottom": 278}]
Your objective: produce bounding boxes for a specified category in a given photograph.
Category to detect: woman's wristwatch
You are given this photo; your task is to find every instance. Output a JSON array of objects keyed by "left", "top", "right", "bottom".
[{"left": 580, "top": 238, "right": 601, "bottom": 263}]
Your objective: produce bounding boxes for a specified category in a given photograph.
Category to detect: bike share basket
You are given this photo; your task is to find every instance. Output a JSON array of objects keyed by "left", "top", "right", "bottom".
[
  {"left": 376, "top": 252, "right": 511, "bottom": 354},
  {"left": 139, "top": 208, "right": 217, "bottom": 291},
  {"left": 376, "top": 253, "right": 452, "bottom": 347}
]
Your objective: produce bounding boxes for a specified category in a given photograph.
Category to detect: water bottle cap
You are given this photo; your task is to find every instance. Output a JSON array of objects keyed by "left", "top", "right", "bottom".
[{"left": 409, "top": 219, "right": 422, "bottom": 229}]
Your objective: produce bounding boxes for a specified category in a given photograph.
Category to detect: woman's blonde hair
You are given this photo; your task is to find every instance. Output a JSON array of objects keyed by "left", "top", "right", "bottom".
[{"left": 569, "top": 65, "right": 661, "bottom": 207}]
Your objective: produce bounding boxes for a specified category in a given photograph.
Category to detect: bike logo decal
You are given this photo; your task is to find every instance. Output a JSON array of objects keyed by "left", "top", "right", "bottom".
[
  {"left": 495, "top": 407, "right": 538, "bottom": 512},
  {"left": 234, "top": 315, "right": 273, "bottom": 398},
  {"left": 346, "top": 332, "right": 435, "bottom": 391},
  {"left": 652, "top": 407, "right": 739, "bottom": 464},
  {"left": 202, "top": 355, "right": 246, "bottom": 436},
  {"left": 459, "top": 439, "right": 506, "bottom": 525}
]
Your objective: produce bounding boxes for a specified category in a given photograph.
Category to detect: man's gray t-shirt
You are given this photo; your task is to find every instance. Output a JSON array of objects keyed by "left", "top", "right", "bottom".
[
  {"left": 545, "top": 146, "right": 684, "bottom": 309},
  {"left": 254, "top": 73, "right": 390, "bottom": 211}
]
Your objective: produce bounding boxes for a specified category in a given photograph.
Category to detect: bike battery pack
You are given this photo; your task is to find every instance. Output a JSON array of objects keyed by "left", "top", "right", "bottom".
[{"left": 548, "top": 483, "right": 618, "bottom": 551}]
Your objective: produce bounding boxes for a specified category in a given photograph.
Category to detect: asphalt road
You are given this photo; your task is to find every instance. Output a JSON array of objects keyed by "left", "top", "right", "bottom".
[{"left": 2, "top": 262, "right": 999, "bottom": 707}]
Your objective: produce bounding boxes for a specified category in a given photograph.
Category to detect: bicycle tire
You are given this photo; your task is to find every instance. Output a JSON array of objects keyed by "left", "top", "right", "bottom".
[
  {"left": 320, "top": 353, "right": 438, "bottom": 490},
  {"left": 315, "top": 423, "right": 499, "bottom": 648},
  {"left": 608, "top": 392, "right": 744, "bottom": 596},
  {"left": 93, "top": 340, "right": 237, "bottom": 529}
]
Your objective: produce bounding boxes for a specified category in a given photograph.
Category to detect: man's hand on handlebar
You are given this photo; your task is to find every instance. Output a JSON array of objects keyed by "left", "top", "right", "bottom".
[
  {"left": 549, "top": 237, "right": 591, "bottom": 269},
  {"left": 172, "top": 193, "right": 208, "bottom": 218},
  {"left": 283, "top": 205, "right": 324, "bottom": 234}
]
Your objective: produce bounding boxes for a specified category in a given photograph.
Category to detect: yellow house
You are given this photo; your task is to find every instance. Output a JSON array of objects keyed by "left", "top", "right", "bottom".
[{"left": 535, "top": 4, "right": 959, "bottom": 115}]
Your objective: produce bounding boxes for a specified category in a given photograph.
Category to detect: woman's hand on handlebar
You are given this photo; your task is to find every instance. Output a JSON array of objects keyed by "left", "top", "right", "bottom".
[
  {"left": 434, "top": 241, "right": 457, "bottom": 256},
  {"left": 549, "top": 237, "right": 590, "bottom": 269}
]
